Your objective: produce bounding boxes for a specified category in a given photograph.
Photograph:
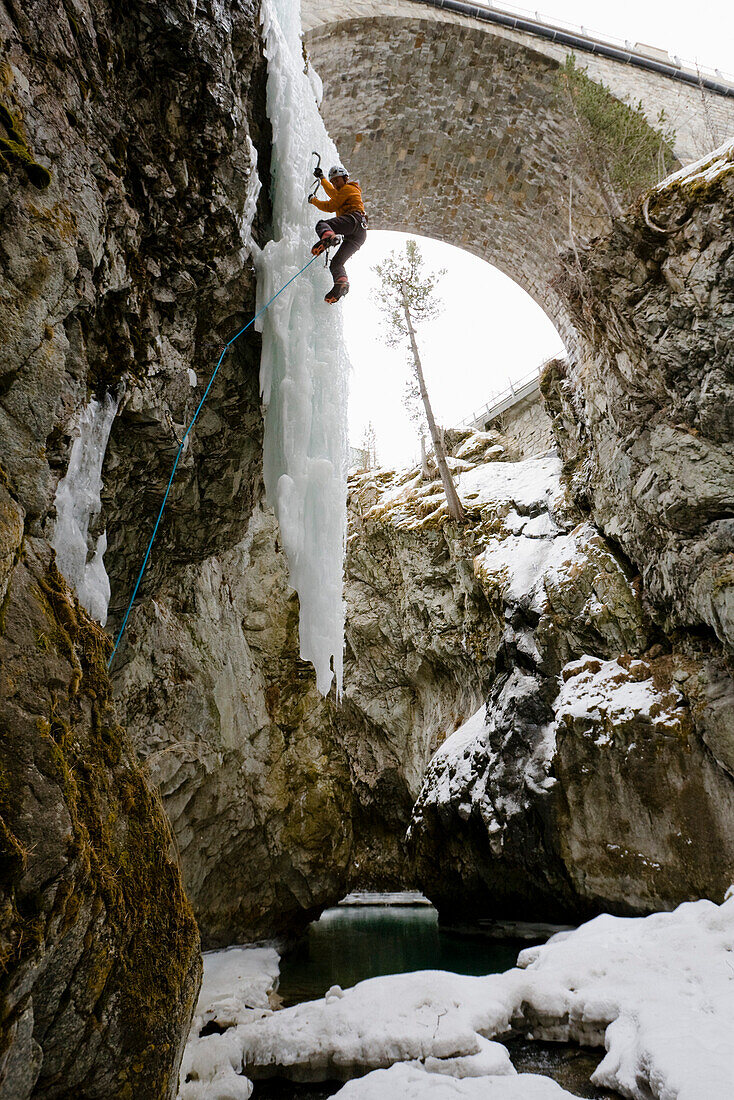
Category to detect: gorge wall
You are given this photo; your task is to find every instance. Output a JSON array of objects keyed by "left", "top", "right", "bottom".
[
  {"left": 408, "top": 146, "right": 734, "bottom": 922},
  {"left": 0, "top": 0, "right": 270, "bottom": 1092}
]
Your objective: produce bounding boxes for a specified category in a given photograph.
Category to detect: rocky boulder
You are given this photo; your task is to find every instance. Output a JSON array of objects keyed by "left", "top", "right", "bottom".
[{"left": 397, "top": 440, "right": 734, "bottom": 923}]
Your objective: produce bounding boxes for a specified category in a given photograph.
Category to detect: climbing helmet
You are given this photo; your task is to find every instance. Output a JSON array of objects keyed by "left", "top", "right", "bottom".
[{"left": 328, "top": 164, "right": 349, "bottom": 180}]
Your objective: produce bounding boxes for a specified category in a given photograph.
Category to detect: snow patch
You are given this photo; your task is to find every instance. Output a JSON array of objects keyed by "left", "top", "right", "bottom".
[
  {"left": 52, "top": 392, "right": 119, "bottom": 626},
  {"left": 355, "top": 452, "right": 566, "bottom": 533},
  {"left": 556, "top": 655, "right": 684, "bottom": 727},
  {"left": 474, "top": 522, "right": 604, "bottom": 616},
  {"left": 257, "top": 0, "right": 350, "bottom": 696},
  {"left": 656, "top": 135, "right": 734, "bottom": 191},
  {"left": 178, "top": 945, "right": 279, "bottom": 1100},
  {"left": 458, "top": 453, "right": 564, "bottom": 517}
]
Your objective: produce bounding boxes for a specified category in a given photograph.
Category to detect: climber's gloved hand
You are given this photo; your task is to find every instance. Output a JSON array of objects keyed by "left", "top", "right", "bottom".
[
  {"left": 313, "top": 166, "right": 324, "bottom": 179},
  {"left": 307, "top": 194, "right": 316, "bottom": 204}
]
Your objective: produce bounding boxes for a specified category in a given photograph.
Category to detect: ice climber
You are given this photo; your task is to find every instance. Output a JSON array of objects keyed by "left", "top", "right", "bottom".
[{"left": 309, "top": 163, "right": 368, "bottom": 304}]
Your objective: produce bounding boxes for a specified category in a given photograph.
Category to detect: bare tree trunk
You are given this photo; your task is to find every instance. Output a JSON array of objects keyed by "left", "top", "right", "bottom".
[
  {"left": 420, "top": 434, "right": 431, "bottom": 481},
  {"left": 402, "top": 296, "right": 465, "bottom": 523}
]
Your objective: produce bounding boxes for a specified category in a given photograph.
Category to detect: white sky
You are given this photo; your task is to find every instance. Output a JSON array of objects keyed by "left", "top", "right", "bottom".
[{"left": 338, "top": 0, "right": 734, "bottom": 469}]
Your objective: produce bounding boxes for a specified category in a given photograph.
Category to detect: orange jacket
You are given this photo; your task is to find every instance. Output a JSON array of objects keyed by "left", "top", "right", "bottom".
[{"left": 311, "top": 176, "right": 365, "bottom": 217}]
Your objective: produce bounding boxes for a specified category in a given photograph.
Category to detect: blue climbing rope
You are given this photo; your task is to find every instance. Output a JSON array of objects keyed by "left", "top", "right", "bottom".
[{"left": 108, "top": 253, "right": 319, "bottom": 669}]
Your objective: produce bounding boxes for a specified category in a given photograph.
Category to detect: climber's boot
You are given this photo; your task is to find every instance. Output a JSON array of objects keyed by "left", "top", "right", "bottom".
[
  {"left": 325, "top": 276, "right": 349, "bottom": 304},
  {"left": 311, "top": 228, "right": 338, "bottom": 256}
]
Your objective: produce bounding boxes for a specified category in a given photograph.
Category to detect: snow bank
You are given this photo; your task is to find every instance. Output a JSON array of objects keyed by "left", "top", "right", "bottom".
[
  {"left": 334, "top": 1064, "right": 583, "bottom": 1099},
  {"left": 178, "top": 946, "right": 279, "bottom": 1100},
  {"left": 230, "top": 895, "right": 734, "bottom": 1099},
  {"left": 237, "top": 970, "right": 514, "bottom": 1080},
  {"left": 52, "top": 392, "right": 119, "bottom": 625},
  {"left": 258, "top": 0, "right": 350, "bottom": 696}
]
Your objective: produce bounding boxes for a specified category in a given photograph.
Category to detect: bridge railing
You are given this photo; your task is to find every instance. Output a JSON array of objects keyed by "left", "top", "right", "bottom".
[
  {"left": 460, "top": 355, "right": 562, "bottom": 430},
  {"left": 413, "top": 0, "right": 734, "bottom": 92}
]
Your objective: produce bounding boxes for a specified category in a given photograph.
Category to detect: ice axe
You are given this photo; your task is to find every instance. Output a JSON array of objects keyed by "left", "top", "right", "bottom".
[{"left": 308, "top": 151, "right": 323, "bottom": 199}]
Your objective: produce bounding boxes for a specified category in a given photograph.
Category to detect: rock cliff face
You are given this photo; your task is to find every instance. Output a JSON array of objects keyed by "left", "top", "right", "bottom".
[
  {"left": 542, "top": 143, "right": 734, "bottom": 653},
  {"left": 112, "top": 478, "right": 491, "bottom": 946},
  {"left": 351, "top": 436, "right": 732, "bottom": 923},
  {"left": 0, "top": 505, "right": 200, "bottom": 1100},
  {"left": 408, "top": 150, "right": 734, "bottom": 924},
  {"left": 0, "top": 0, "right": 269, "bottom": 1092}
]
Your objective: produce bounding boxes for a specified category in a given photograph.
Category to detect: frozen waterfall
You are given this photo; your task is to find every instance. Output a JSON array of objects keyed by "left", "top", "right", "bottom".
[
  {"left": 257, "top": 0, "right": 350, "bottom": 696},
  {"left": 52, "top": 393, "right": 119, "bottom": 627}
]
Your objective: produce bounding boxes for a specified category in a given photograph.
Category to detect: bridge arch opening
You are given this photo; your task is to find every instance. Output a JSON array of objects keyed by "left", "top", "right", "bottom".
[
  {"left": 302, "top": 6, "right": 734, "bottom": 360},
  {"left": 344, "top": 230, "right": 565, "bottom": 469}
]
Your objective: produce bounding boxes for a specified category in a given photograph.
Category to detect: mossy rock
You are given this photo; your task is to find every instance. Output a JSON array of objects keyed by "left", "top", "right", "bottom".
[
  {"left": 0, "top": 136, "right": 51, "bottom": 189},
  {"left": 0, "top": 102, "right": 52, "bottom": 190},
  {"left": 0, "top": 547, "right": 200, "bottom": 1096}
]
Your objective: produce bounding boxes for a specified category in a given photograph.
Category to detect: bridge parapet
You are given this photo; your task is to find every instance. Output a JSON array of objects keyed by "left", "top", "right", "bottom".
[{"left": 303, "top": 0, "right": 734, "bottom": 163}]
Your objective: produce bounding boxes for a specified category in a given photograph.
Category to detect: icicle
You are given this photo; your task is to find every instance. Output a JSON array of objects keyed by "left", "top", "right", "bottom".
[
  {"left": 257, "top": 0, "right": 350, "bottom": 696},
  {"left": 240, "top": 134, "right": 262, "bottom": 260},
  {"left": 52, "top": 392, "right": 119, "bottom": 626}
]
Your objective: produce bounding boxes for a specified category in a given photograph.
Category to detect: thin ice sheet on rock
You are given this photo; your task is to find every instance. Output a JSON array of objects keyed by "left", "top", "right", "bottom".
[
  {"left": 51, "top": 392, "right": 119, "bottom": 625},
  {"left": 257, "top": 0, "right": 350, "bottom": 696},
  {"left": 334, "top": 1064, "right": 584, "bottom": 1098},
  {"left": 231, "top": 895, "right": 734, "bottom": 1099},
  {"left": 178, "top": 946, "right": 279, "bottom": 1100}
]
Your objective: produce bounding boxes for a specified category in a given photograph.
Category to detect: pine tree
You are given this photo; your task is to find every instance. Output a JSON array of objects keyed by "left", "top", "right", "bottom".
[
  {"left": 361, "top": 421, "right": 378, "bottom": 469},
  {"left": 373, "top": 240, "right": 465, "bottom": 523}
]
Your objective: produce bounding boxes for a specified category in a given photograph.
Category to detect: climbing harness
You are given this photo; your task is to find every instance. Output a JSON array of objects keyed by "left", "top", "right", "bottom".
[{"left": 107, "top": 253, "right": 320, "bottom": 670}]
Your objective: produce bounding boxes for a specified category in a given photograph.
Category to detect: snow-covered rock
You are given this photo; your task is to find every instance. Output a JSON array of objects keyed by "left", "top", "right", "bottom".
[
  {"left": 334, "top": 1065, "right": 583, "bottom": 1098},
  {"left": 178, "top": 947, "right": 279, "bottom": 1100},
  {"left": 221, "top": 894, "right": 734, "bottom": 1100},
  {"left": 404, "top": 445, "right": 734, "bottom": 924}
]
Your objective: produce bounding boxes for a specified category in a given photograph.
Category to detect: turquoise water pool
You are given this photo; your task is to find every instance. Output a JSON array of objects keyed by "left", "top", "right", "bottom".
[{"left": 277, "top": 900, "right": 530, "bottom": 1006}]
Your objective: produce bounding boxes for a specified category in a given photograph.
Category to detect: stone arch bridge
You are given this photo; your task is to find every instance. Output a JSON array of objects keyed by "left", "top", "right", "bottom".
[{"left": 302, "top": 0, "right": 734, "bottom": 341}]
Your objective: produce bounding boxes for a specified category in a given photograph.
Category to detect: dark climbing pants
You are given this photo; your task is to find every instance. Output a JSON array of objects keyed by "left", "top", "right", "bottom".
[{"left": 316, "top": 213, "right": 367, "bottom": 283}]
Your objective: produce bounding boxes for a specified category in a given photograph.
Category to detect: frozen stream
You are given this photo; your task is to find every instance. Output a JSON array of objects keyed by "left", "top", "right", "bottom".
[{"left": 179, "top": 893, "right": 734, "bottom": 1098}]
